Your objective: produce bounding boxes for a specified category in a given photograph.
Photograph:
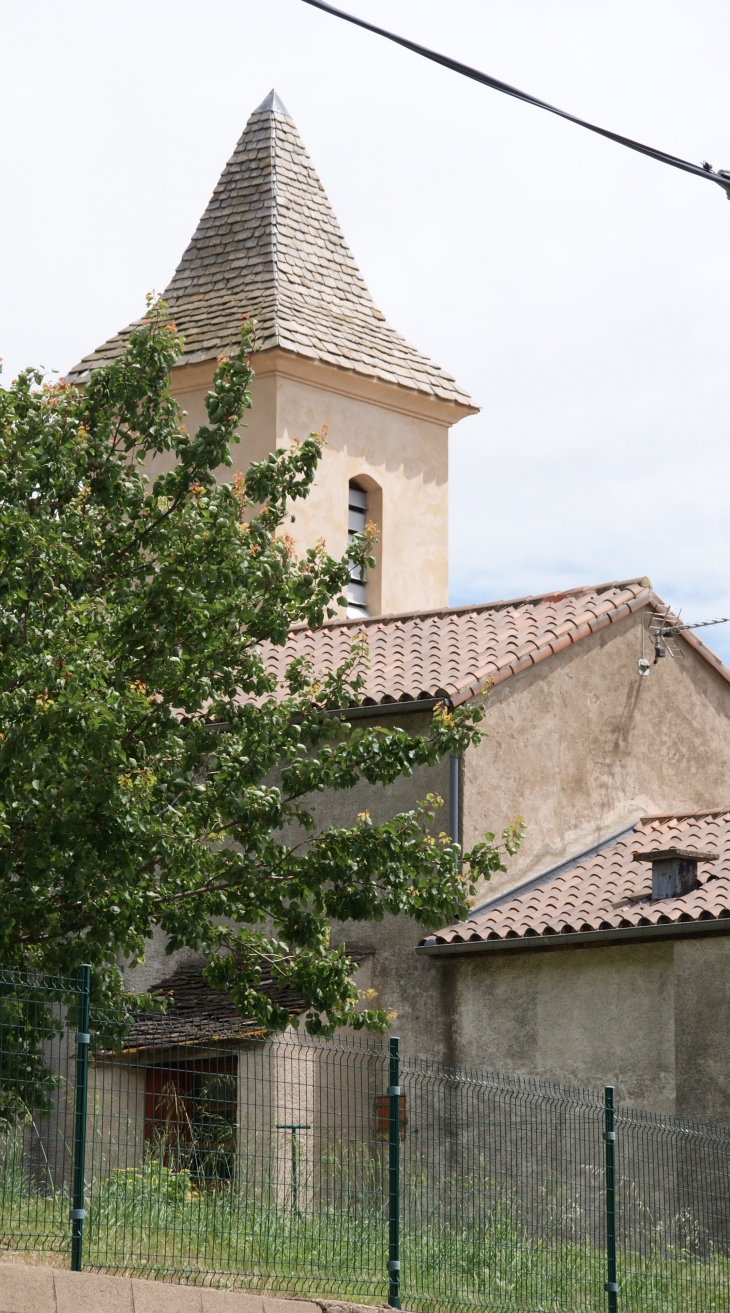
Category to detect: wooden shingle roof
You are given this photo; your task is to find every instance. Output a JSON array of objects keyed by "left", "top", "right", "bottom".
[{"left": 67, "top": 91, "right": 473, "bottom": 408}]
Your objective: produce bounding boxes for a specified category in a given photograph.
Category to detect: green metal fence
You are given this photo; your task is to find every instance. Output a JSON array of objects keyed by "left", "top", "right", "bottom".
[{"left": 0, "top": 966, "right": 729, "bottom": 1311}]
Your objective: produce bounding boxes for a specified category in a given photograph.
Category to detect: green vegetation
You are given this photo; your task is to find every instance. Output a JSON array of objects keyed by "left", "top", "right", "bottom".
[
  {"left": 0, "top": 300, "right": 520, "bottom": 1033},
  {"left": 1, "top": 1132, "right": 728, "bottom": 1312},
  {"left": 0, "top": 996, "right": 61, "bottom": 1130}
]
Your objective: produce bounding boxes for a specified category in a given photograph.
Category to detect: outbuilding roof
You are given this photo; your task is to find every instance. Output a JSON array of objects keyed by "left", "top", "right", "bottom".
[
  {"left": 260, "top": 577, "right": 730, "bottom": 709},
  {"left": 67, "top": 91, "right": 472, "bottom": 409},
  {"left": 120, "top": 946, "right": 374, "bottom": 1051},
  {"left": 419, "top": 810, "right": 730, "bottom": 953}
]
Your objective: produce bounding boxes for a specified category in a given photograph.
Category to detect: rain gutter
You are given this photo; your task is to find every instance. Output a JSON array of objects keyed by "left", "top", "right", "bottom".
[
  {"left": 200, "top": 697, "right": 446, "bottom": 733},
  {"left": 329, "top": 697, "right": 446, "bottom": 721},
  {"left": 416, "top": 916, "right": 730, "bottom": 957}
]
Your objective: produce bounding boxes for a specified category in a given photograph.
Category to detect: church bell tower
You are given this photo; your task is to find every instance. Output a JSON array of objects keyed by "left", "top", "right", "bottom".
[{"left": 69, "top": 91, "right": 476, "bottom": 617}]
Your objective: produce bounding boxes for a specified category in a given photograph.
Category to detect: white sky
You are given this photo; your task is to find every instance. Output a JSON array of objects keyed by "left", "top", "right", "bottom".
[{"left": 2, "top": 0, "right": 730, "bottom": 658}]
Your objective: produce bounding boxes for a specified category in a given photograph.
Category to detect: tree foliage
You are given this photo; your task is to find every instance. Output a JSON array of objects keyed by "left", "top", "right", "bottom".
[
  {"left": 0, "top": 305, "right": 521, "bottom": 1033},
  {"left": 0, "top": 993, "right": 60, "bottom": 1127}
]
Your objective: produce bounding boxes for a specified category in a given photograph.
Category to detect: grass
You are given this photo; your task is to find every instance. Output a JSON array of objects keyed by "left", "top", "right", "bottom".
[{"left": 0, "top": 1132, "right": 729, "bottom": 1312}]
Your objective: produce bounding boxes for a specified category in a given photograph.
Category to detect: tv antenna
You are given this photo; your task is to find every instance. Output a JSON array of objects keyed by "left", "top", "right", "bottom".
[{"left": 639, "top": 608, "right": 729, "bottom": 675}]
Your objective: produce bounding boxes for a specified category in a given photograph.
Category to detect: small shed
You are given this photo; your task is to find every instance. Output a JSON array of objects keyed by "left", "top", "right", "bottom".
[{"left": 94, "top": 952, "right": 374, "bottom": 1188}]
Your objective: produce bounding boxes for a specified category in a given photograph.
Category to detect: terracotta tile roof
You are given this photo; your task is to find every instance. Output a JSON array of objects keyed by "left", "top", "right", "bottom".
[
  {"left": 261, "top": 577, "right": 730, "bottom": 708},
  {"left": 66, "top": 92, "right": 473, "bottom": 409},
  {"left": 420, "top": 811, "right": 730, "bottom": 949}
]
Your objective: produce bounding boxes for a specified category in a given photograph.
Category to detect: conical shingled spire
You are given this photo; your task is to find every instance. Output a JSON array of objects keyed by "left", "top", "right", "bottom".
[{"left": 68, "top": 96, "right": 473, "bottom": 407}]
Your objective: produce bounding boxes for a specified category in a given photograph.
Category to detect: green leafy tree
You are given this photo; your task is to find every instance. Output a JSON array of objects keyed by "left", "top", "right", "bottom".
[
  {"left": 0, "top": 992, "right": 60, "bottom": 1127},
  {"left": 0, "top": 304, "right": 521, "bottom": 1033}
]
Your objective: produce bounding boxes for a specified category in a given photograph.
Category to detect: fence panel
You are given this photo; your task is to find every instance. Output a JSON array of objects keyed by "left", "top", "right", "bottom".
[
  {"left": 399, "top": 1056, "right": 606, "bottom": 1312},
  {"left": 614, "top": 1104, "right": 730, "bottom": 1311},
  {"left": 0, "top": 967, "right": 729, "bottom": 1312},
  {"left": 83, "top": 1012, "right": 390, "bottom": 1299},
  {"left": 0, "top": 968, "right": 78, "bottom": 1260}
]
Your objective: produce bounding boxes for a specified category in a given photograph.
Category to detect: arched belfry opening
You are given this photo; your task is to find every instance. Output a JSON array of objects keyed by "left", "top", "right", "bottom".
[{"left": 347, "top": 482, "right": 369, "bottom": 619}]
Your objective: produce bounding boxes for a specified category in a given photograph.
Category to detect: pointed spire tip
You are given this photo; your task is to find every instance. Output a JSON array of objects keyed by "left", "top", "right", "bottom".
[{"left": 255, "top": 89, "right": 290, "bottom": 116}]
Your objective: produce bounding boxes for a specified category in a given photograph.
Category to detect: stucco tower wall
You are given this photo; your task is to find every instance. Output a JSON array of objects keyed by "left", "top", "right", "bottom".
[
  {"left": 463, "top": 608, "right": 730, "bottom": 902},
  {"left": 165, "top": 350, "right": 458, "bottom": 617}
]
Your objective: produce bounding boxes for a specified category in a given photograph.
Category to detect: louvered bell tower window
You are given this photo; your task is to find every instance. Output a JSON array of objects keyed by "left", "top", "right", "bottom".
[{"left": 347, "top": 483, "right": 369, "bottom": 619}]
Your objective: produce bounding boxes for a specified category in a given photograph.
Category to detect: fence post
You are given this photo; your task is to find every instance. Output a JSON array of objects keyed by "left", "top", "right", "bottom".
[
  {"left": 276, "top": 1123, "right": 311, "bottom": 1218},
  {"left": 70, "top": 964, "right": 91, "bottom": 1272},
  {"left": 604, "top": 1085, "right": 618, "bottom": 1312},
  {"left": 387, "top": 1037, "right": 401, "bottom": 1308}
]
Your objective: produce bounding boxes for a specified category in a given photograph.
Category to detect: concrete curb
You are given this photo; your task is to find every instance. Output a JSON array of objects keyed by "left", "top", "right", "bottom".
[{"left": 0, "top": 1263, "right": 391, "bottom": 1313}]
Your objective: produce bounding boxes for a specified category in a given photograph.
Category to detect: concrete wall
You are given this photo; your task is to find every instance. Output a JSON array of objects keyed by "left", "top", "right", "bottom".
[
  {"left": 0, "top": 1263, "right": 347, "bottom": 1313},
  {"left": 152, "top": 349, "right": 473, "bottom": 618},
  {"left": 463, "top": 609, "right": 730, "bottom": 901}
]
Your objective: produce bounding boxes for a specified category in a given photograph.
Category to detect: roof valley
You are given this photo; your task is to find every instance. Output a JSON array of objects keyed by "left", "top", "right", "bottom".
[{"left": 270, "top": 106, "right": 280, "bottom": 346}]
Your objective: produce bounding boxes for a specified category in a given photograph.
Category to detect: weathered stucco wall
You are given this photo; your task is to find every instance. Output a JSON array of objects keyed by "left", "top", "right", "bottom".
[
  {"left": 157, "top": 350, "right": 466, "bottom": 617},
  {"left": 127, "top": 710, "right": 451, "bottom": 1060},
  {"left": 443, "top": 941, "right": 676, "bottom": 1111},
  {"left": 122, "top": 923, "right": 203, "bottom": 995},
  {"left": 463, "top": 609, "right": 730, "bottom": 901},
  {"left": 421, "top": 930, "right": 730, "bottom": 1121},
  {"left": 674, "top": 935, "right": 730, "bottom": 1120},
  {"left": 284, "top": 710, "right": 452, "bottom": 1061}
]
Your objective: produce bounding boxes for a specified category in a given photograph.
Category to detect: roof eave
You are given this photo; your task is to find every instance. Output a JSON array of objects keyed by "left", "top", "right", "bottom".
[
  {"left": 271, "top": 346, "right": 479, "bottom": 417},
  {"left": 67, "top": 338, "right": 479, "bottom": 417},
  {"left": 173, "top": 341, "right": 479, "bottom": 417},
  {"left": 416, "top": 915, "right": 730, "bottom": 957}
]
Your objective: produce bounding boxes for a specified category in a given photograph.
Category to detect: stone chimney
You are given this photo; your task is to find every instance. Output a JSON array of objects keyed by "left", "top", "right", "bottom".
[{"left": 633, "top": 847, "right": 717, "bottom": 901}]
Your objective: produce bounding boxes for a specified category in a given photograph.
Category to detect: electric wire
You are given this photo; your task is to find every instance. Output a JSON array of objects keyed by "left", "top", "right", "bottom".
[{"left": 300, "top": 0, "right": 730, "bottom": 198}]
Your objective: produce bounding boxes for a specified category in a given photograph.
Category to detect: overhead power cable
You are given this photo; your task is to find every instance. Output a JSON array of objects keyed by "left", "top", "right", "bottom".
[{"left": 300, "top": 0, "right": 730, "bottom": 199}]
